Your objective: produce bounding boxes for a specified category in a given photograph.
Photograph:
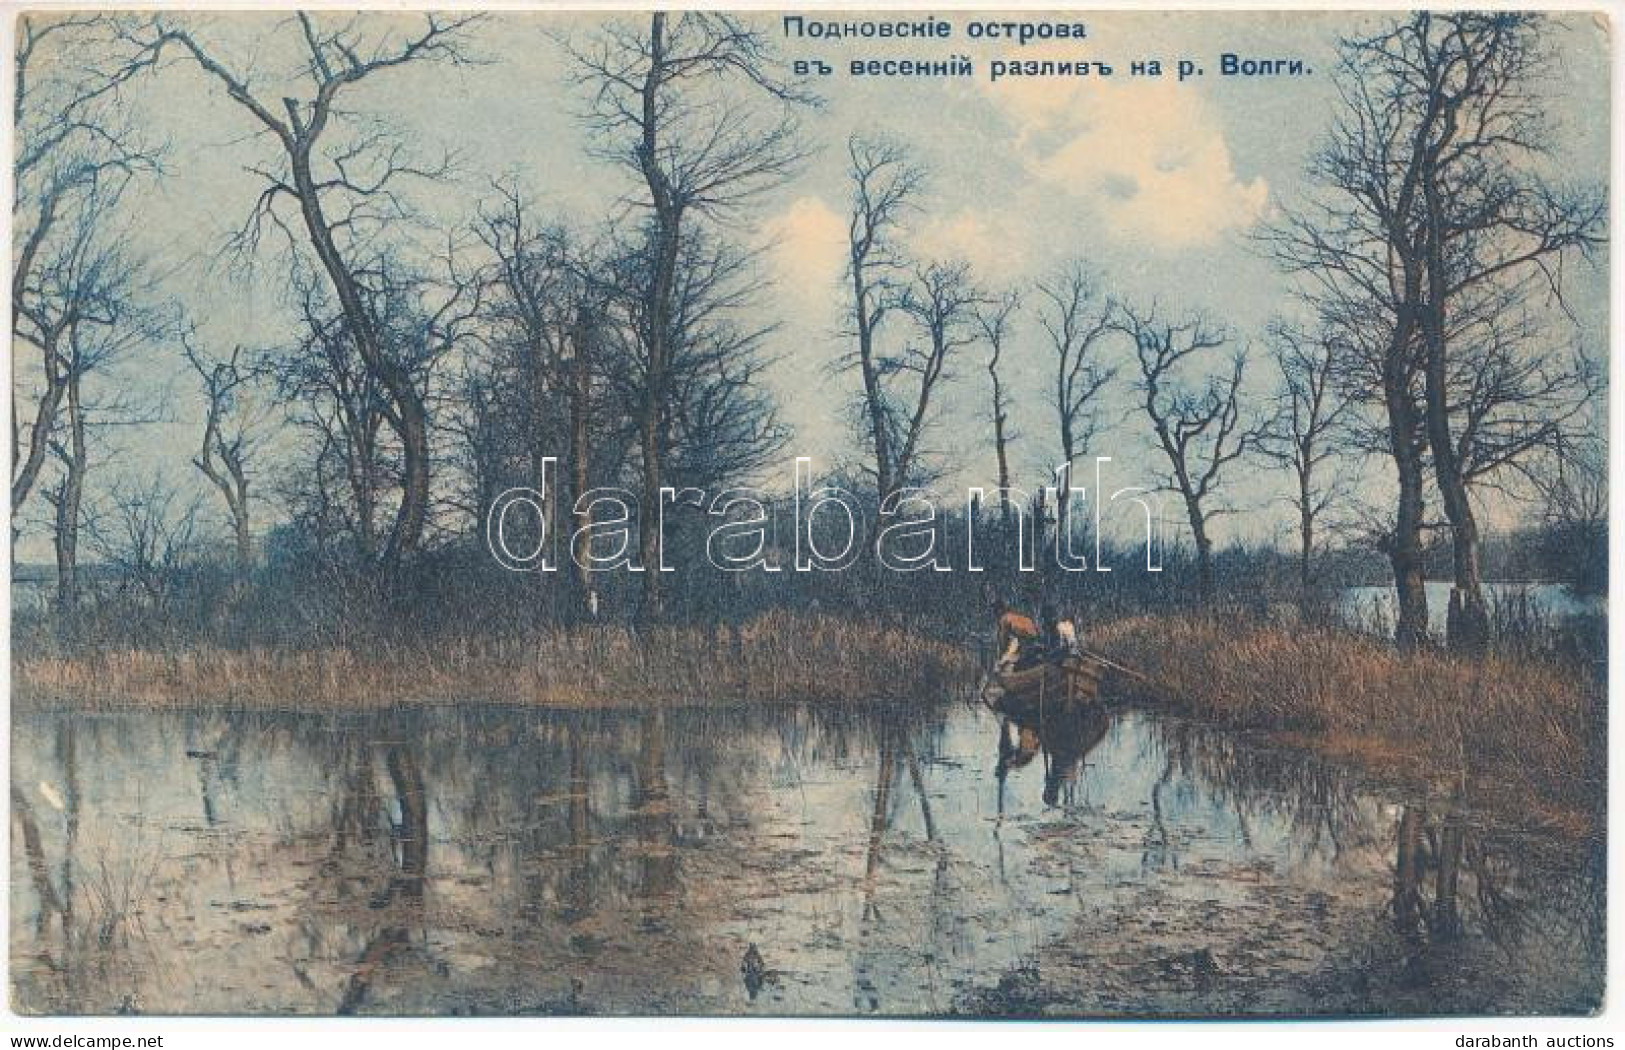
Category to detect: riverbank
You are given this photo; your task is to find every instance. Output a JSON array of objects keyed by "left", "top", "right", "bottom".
[
  {"left": 11, "top": 611, "right": 979, "bottom": 710},
  {"left": 12, "top": 609, "right": 1606, "bottom": 832},
  {"left": 1088, "top": 615, "right": 1605, "bottom": 835}
]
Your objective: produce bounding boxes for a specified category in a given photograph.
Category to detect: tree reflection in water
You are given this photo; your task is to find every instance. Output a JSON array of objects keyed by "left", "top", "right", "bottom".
[{"left": 7, "top": 702, "right": 1603, "bottom": 1017}]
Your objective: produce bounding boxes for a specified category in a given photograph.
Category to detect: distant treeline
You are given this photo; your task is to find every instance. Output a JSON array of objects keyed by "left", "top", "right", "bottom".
[{"left": 12, "top": 501, "right": 1603, "bottom": 666}]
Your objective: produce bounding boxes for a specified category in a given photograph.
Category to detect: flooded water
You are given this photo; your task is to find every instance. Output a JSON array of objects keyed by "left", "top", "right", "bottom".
[
  {"left": 1340, "top": 581, "right": 1606, "bottom": 636},
  {"left": 10, "top": 699, "right": 1604, "bottom": 1017}
]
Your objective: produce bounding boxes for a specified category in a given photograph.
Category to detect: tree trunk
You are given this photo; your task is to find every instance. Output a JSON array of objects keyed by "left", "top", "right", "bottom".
[
  {"left": 1379, "top": 288, "right": 1430, "bottom": 651},
  {"left": 1056, "top": 430, "right": 1077, "bottom": 572},
  {"left": 290, "top": 146, "right": 429, "bottom": 572},
  {"left": 1176, "top": 490, "right": 1215, "bottom": 604},
  {"left": 635, "top": 13, "right": 680, "bottom": 620},
  {"left": 1183, "top": 494, "right": 1214, "bottom": 603},
  {"left": 986, "top": 335, "right": 1013, "bottom": 537},
  {"left": 1297, "top": 461, "right": 1315, "bottom": 605},
  {"left": 232, "top": 481, "right": 251, "bottom": 578},
  {"left": 1299, "top": 508, "right": 1314, "bottom": 599},
  {"left": 1421, "top": 163, "right": 1489, "bottom": 652},
  {"left": 853, "top": 266, "right": 893, "bottom": 518},
  {"left": 52, "top": 372, "right": 86, "bottom": 617},
  {"left": 569, "top": 313, "right": 596, "bottom": 617},
  {"left": 1390, "top": 451, "right": 1430, "bottom": 651},
  {"left": 13, "top": 333, "right": 65, "bottom": 524}
]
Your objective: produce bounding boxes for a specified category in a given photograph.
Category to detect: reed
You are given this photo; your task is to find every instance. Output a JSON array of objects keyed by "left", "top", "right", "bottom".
[
  {"left": 1089, "top": 614, "right": 1605, "bottom": 832},
  {"left": 12, "top": 610, "right": 978, "bottom": 711}
]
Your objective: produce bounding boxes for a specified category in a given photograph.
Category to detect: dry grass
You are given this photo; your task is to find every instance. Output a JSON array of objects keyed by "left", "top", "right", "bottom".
[
  {"left": 13, "top": 610, "right": 979, "bottom": 711},
  {"left": 1090, "top": 614, "right": 1605, "bottom": 833}
]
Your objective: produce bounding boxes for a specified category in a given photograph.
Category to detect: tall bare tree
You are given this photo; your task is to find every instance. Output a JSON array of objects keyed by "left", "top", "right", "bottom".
[
  {"left": 1116, "top": 302, "right": 1259, "bottom": 603},
  {"left": 1265, "top": 50, "right": 1435, "bottom": 650},
  {"left": 135, "top": 13, "right": 482, "bottom": 574},
  {"left": 1259, "top": 323, "right": 1355, "bottom": 599},
  {"left": 843, "top": 136, "right": 925, "bottom": 517},
  {"left": 1401, "top": 13, "right": 1604, "bottom": 648},
  {"left": 568, "top": 13, "right": 812, "bottom": 617},
  {"left": 12, "top": 15, "right": 157, "bottom": 534},
  {"left": 35, "top": 220, "right": 160, "bottom": 614},
  {"left": 1035, "top": 262, "right": 1116, "bottom": 473},
  {"left": 1270, "top": 12, "right": 1604, "bottom": 650},
  {"left": 841, "top": 140, "right": 986, "bottom": 536},
  {"left": 468, "top": 188, "right": 620, "bottom": 614},
  {"left": 975, "top": 290, "right": 1020, "bottom": 533},
  {"left": 1035, "top": 261, "right": 1116, "bottom": 562}
]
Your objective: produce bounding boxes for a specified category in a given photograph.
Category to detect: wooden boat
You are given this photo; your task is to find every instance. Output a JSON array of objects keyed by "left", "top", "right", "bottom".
[{"left": 982, "top": 651, "right": 1107, "bottom": 718}]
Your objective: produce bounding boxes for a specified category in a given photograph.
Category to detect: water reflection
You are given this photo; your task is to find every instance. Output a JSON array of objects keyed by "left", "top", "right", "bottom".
[
  {"left": 9, "top": 701, "right": 1602, "bottom": 1017},
  {"left": 994, "top": 699, "right": 1111, "bottom": 809}
]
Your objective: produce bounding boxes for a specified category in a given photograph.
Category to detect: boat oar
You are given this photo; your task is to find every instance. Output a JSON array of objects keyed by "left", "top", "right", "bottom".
[{"left": 1078, "top": 648, "right": 1154, "bottom": 686}]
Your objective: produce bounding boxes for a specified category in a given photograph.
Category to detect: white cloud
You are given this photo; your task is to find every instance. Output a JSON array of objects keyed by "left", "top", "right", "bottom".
[
  {"left": 761, "top": 195, "right": 847, "bottom": 294},
  {"left": 985, "top": 56, "right": 1269, "bottom": 247},
  {"left": 906, "top": 209, "right": 1023, "bottom": 283}
]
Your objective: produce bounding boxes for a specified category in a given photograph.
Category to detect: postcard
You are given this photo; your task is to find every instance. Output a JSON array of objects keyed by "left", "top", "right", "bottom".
[{"left": 8, "top": 6, "right": 1611, "bottom": 1023}]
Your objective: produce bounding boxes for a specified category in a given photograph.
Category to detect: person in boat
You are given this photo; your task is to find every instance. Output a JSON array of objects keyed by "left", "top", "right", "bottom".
[
  {"left": 993, "top": 599, "right": 1042, "bottom": 671},
  {"left": 1019, "top": 601, "right": 1076, "bottom": 669},
  {"left": 1055, "top": 613, "right": 1079, "bottom": 655}
]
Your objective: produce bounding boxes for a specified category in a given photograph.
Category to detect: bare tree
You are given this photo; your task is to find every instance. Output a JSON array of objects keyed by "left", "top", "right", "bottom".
[
  {"left": 839, "top": 139, "right": 987, "bottom": 535},
  {"left": 1264, "top": 53, "right": 1435, "bottom": 650},
  {"left": 269, "top": 256, "right": 474, "bottom": 565},
  {"left": 1259, "top": 322, "right": 1355, "bottom": 600},
  {"left": 1403, "top": 13, "right": 1604, "bottom": 649},
  {"left": 1116, "top": 302, "right": 1259, "bottom": 603},
  {"left": 88, "top": 473, "right": 201, "bottom": 613},
  {"left": 44, "top": 313, "right": 155, "bottom": 616},
  {"left": 12, "top": 15, "right": 157, "bottom": 534},
  {"left": 975, "top": 290, "right": 1020, "bottom": 533},
  {"left": 568, "top": 12, "right": 812, "bottom": 617},
  {"left": 43, "top": 358, "right": 87, "bottom": 615},
  {"left": 1035, "top": 262, "right": 1116, "bottom": 472},
  {"left": 842, "top": 136, "right": 925, "bottom": 516},
  {"left": 133, "top": 13, "right": 483, "bottom": 574},
  {"left": 1270, "top": 12, "right": 1604, "bottom": 650},
  {"left": 468, "top": 185, "right": 623, "bottom": 615},
  {"left": 1034, "top": 261, "right": 1116, "bottom": 562},
  {"left": 27, "top": 198, "right": 161, "bottom": 615},
  {"left": 887, "top": 262, "right": 984, "bottom": 498},
  {"left": 182, "top": 334, "right": 261, "bottom": 578}
]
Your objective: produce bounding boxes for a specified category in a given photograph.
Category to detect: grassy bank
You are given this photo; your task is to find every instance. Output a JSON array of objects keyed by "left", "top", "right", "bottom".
[
  {"left": 1089, "top": 615, "right": 1605, "bottom": 834},
  {"left": 12, "top": 611, "right": 979, "bottom": 710},
  {"left": 14, "top": 607, "right": 1605, "bottom": 831}
]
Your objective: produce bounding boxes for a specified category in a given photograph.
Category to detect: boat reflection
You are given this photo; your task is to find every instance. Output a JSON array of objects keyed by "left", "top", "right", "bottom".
[{"left": 992, "top": 698, "right": 1111, "bottom": 807}]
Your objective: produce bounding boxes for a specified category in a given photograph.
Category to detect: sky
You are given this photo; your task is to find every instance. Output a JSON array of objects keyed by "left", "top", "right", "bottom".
[{"left": 11, "top": 9, "right": 1613, "bottom": 562}]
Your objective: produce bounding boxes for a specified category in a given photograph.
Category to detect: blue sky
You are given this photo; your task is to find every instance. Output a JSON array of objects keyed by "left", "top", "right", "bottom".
[{"left": 13, "top": 10, "right": 1611, "bottom": 561}]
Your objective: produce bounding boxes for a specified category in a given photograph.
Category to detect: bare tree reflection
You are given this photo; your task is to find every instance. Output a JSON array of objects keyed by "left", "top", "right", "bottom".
[{"left": 337, "top": 743, "right": 428, "bottom": 1014}]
